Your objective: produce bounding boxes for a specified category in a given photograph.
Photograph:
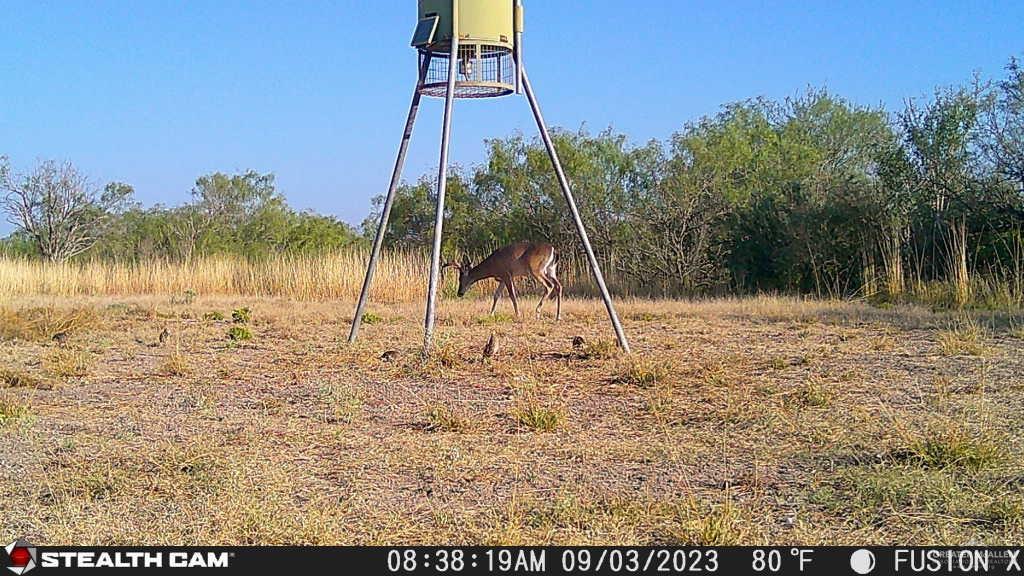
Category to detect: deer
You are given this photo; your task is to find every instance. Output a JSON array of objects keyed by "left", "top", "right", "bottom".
[{"left": 445, "top": 242, "right": 562, "bottom": 321}]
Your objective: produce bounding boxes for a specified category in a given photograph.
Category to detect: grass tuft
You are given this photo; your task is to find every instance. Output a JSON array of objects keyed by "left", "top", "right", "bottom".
[
  {"left": 316, "top": 383, "right": 362, "bottom": 424},
  {"left": 937, "top": 318, "right": 987, "bottom": 356},
  {"left": 0, "top": 306, "right": 99, "bottom": 342},
  {"left": 512, "top": 402, "right": 563, "bottom": 432},
  {"left": 666, "top": 498, "right": 746, "bottom": 546},
  {"left": 160, "top": 353, "right": 191, "bottom": 377},
  {"left": 0, "top": 396, "right": 30, "bottom": 426},
  {"left": 0, "top": 368, "right": 51, "bottom": 389},
  {"left": 424, "top": 403, "right": 472, "bottom": 432},
  {"left": 613, "top": 359, "right": 667, "bottom": 388},
  {"left": 476, "top": 313, "right": 515, "bottom": 325},
  {"left": 45, "top": 349, "right": 92, "bottom": 378},
  {"left": 895, "top": 422, "right": 1004, "bottom": 471},
  {"left": 797, "top": 378, "right": 833, "bottom": 407},
  {"left": 576, "top": 339, "right": 619, "bottom": 360}
]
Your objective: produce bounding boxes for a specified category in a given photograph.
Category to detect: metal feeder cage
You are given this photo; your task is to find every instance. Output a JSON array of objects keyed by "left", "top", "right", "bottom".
[{"left": 420, "top": 45, "right": 515, "bottom": 99}]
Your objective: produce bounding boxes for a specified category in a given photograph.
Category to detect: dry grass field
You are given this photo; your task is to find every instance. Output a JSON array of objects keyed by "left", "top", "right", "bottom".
[{"left": 1, "top": 285, "right": 1023, "bottom": 545}]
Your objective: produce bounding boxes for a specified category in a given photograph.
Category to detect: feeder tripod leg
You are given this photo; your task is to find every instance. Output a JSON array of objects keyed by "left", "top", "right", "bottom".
[
  {"left": 349, "top": 54, "right": 432, "bottom": 343},
  {"left": 521, "top": 70, "right": 632, "bottom": 354},
  {"left": 423, "top": 37, "right": 460, "bottom": 356}
]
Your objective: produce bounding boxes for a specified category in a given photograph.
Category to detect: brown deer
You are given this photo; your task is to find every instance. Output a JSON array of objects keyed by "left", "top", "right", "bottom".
[{"left": 445, "top": 242, "right": 562, "bottom": 320}]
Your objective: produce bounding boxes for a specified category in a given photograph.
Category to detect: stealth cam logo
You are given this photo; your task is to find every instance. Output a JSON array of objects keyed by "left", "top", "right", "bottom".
[{"left": 3, "top": 540, "right": 37, "bottom": 575}]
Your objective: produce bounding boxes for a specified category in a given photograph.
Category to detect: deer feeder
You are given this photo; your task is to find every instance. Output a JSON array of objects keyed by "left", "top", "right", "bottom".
[{"left": 349, "top": 0, "right": 631, "bottom": 355}]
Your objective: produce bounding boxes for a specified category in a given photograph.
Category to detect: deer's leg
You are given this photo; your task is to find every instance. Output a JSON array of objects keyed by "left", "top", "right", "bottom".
[
  {"left": 549, "top": 275, "right": 563, "bottom": 321},
  {"left": 490, "top": 281, "right": 505, "bottom": 314},
  {"left": 532, "top": 272, "right": 554, "bottom": 317},
  {"left": 506, "top": 276, "right": 521, "bottom": 318}
]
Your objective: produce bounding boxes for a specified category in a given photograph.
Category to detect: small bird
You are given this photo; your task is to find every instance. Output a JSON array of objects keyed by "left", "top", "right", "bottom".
[
  {"left": 158, "top": 327, "right": 170, "bottom": 345},
  {"left": 483, "top": 333, "right": 499, "bottom": 359},
  {"left": 51, "top": 331, "right": 68, "bottom": 345},
  {"left": 571, "top": 336, "right": 586, "bottom": 350},
  {"left": 380, "top": 350, "right": 399, "bottom": 362}
]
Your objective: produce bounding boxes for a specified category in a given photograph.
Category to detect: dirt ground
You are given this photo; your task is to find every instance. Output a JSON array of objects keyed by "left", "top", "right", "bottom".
[{"left": 1, "top": 294, "right": 1022, "bottom": 545}]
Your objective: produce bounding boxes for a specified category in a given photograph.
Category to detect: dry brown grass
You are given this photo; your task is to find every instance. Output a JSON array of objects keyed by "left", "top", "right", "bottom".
[
  {"left": 0, "top": 252, "right": 605, "bottom": 302},
  {"left": 937, "top": 317, "right": 988, "bottom": 356},
  {"left": 0, "top": 292, "right": 1022, "bottom": 545}
]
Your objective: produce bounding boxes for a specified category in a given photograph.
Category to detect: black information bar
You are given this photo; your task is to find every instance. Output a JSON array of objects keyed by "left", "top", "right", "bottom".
[{"left": 5, "top": 546, "right": 1024, "bottom": 575}]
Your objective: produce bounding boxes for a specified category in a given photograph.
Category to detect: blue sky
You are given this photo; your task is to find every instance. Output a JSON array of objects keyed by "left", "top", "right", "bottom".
[{"left": 1, "top": 1, "right": 1022, "bottom": 235}]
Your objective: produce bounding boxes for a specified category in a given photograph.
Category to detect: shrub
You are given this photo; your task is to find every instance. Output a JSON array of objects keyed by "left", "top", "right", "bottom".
[
  {"left": 360, "top": 311, "right": 384, "bottom": 325},
  {"left": 231, "top": 307, "right": 252, "bottom": 324},
  {"left": 227, "top": 326, "right": 252, "bottom": 341}
]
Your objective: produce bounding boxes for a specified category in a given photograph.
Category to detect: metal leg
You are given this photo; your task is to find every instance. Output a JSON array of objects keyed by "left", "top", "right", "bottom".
[
  {"left": 423, "top": 36, "right": 460, "bottom": 355},
  {"left": 349, "top": 54, "right": 432, "bottom": 343},
  {"left": 521, "top": 69, "right": 632, "bottom": 354}
]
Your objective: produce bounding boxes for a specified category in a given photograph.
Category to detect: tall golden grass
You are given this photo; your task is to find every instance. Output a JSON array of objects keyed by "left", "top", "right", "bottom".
[{"left": 0, "top": 251, "right": 602, "bottom": 302}]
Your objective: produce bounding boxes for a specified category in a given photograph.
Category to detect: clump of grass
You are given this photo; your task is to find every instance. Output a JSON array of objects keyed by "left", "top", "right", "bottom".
[
  {"left": 0, "top": 368, "right": 50, "bottom": 389},
  {"left": 424, "top": 403, "right": 472, "bottom": 432},
  {"left": 0, "top": 396, "right": 30, "bottom": 427},
  {"left": 160, "top": 353, "right": 191, "bottom": 377},
  {"left": 643, "top": 382, "right": 675, "bottom": 416},
  {"left": 45, "top": 349, "right": 92, "bottom": 378},
  {"left": 317, "top": 383, "right": 362, "bottom": 424},
  {"left": 203, "top": 311, "right": 225, "bottom": 321},
  {"left": 232, "top": 307, "right": 252, "bottom": 324},
  {"left": 937, "top": 318, "right": 986, "bottom": 356},
  {"left": 227, "top": 325, "right": 252, "bottom": 342},
  {"left": 768, "top": 357, "right": 788, "bottom": 370},
  {"left": 576, "top": 339, "right": 619, "bottom": 360},
  {"left": 476, "top": 313, "right": 515, "bottom": 325},
  {"left": 895, "top": 422, "right": 1004, "bottom": 471},
  {"left": 870, "top": 333, "right": 895, "bottom": 351},
  {"left": 613, "top": 359, "right": 667, "bottom": 388},
  {"left": 667, "top": 498, "right": 746, "bottom": 545},
  {"left": 360, "top": 311, "right": 384, "bottom": 325},
  {"left": 0, "top": 306, "right": 99, "bottom": 341},
  {"left": 797, "top": 378, "right": 833, "bottom": 407},
  {"left": 983, "top": 497, "right": 1024, "bottom": 527},
  {"left": 428, "top": 339, "right": 461, "bottom": 369},
  {"left": 1009, "top": 321, "right": 1024, "bottom": 340},
  {"left": 172, "top": 289, "right": 198, "bottom": 305},
  {"left": 512, "top": 401, "right": 563, "bottom": 432}
]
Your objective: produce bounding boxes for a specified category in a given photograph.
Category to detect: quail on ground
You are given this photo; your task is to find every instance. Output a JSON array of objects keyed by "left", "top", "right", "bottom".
[
  {"left": 571, "top": 336, "right": 586, "bottom": 350},
  {"left": 380, "top": 350, "right": 399, "bottom": 362},
  {"left": 483, "top": 333, "right": 499, "bottom": 358},
  {"left": 158, "top": 327, "right": 170, "bottom": 345},
  {"left": 52, "top": 331, "right": 68, "bottom": 345}
]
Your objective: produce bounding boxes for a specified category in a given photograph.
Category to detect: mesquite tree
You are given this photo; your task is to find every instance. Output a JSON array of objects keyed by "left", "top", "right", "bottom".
[{"left": 0, "top": 157, "right": 132, "bottom": 262}]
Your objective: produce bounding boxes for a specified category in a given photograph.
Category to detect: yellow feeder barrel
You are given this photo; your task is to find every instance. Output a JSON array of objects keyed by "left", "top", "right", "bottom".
[
  {"left": 417, "top": 0, "right": 514, "bottom": 52},
  {"left": 414, "top": 0, "right": 521, "bottom": 98}
]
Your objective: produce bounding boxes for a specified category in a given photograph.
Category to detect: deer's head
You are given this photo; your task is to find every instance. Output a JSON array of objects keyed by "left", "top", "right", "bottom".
[{"left": 445, "top": 256, "right": 473, "bottom": 297}]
